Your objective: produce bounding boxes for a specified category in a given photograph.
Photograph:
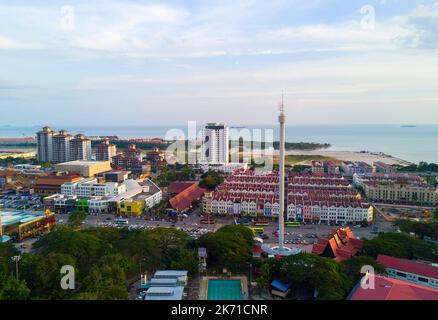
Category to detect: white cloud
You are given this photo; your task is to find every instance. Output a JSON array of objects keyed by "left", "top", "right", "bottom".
[{"left": 0, "top": 35, "right": 40, "bottom": 49}]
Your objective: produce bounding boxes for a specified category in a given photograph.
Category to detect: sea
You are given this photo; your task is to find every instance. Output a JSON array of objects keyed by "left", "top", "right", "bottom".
[{"left": 1, "top": 124, "right": 437, "bottom": 164}]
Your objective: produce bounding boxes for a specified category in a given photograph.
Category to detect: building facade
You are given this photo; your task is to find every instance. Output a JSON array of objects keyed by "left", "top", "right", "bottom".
[
  {"left": 36, "top": 126, "right": 54, "bottom": 163},
  {"left": 70, "top": 134, "right": 92, "bottom": 161},
  {"left": 200, "top": 123, "right": 229, "bottom": 164},
  {"left": 95, "top": 138, "right": 117, "bottom": 161},
  {"left": 52, "top": 130, "right": 72, "bottom": 163},
  {"left": 354, "top": 173, "right": 438, "bottom": 205}
]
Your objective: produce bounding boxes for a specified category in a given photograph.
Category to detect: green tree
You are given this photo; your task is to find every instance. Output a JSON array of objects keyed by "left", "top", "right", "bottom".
[
  {"left": 197, "top": 225, "right": 253, "bottom": 271},
  {"left": 68, "top": 210, "right": 87, "bottom": 226},
  {"left": 0, "top": 274, "right": 30, "bottom": 300},
  {"left": 341, "top": 256, "right": 386, "bottom": 281},
  {"left": 275, "top": 253, "right": 353, "bottom": 300},
  {"left": 199, "top": 171, "right": 224, "bottom": 190},
  {"left": 363, "top": 233, "right": 438, "bottom": 262},
  {"left": 20, "top": 252, "right": 77, "bottom": 299}
]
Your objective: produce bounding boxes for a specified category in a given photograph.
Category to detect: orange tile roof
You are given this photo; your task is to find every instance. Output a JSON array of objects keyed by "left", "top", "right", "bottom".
[{"left": 169, "top": 184, "right": 206, "bottom": 212}]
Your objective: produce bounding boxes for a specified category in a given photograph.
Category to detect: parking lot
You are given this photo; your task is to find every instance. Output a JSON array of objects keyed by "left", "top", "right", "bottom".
[{"left": 0, "top": 193, "right": 44, "bottom": 211}]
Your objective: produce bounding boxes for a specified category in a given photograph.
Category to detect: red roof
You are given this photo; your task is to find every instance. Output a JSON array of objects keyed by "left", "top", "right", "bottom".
[
  {"left": 377, "top": 255, "right": 438, "bottom": 279},
  {"left": 167, "top": 181, "right": 196, "bottom": 194},
  {"left": 252, "top": 246, "right": 264, "bottom": 254},
  {"left": 350, "top": 275, "right": 438, "bottom": 300},
  {"left": 312, "top": 227, "right": 363, "bottom": 262},
  {"left": 169, "top": 184, "right": 206, "bottom": 212}
]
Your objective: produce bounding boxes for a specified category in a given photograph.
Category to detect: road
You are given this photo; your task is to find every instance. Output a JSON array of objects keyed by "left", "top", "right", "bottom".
[{"left": 54, "top": 211, "right": 395, "bottom": 242}]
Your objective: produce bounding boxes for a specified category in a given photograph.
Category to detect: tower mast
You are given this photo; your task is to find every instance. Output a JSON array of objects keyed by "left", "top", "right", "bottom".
[{"left": 278, "top": 92, "right": 286, "bottom": 251}]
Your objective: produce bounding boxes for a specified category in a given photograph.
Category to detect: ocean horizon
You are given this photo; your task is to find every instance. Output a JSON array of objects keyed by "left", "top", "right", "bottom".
[{"left": 1, "top": 124, "right": 437, "bottom": 164}]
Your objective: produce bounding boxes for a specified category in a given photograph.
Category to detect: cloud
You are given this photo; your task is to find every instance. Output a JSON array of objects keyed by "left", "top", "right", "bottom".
[{"left": 0, "top": 35, "right": 41, "bottom": 49}]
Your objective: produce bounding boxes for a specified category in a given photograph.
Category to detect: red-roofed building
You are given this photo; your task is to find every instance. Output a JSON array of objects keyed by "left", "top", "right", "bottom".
[
  {"left": 169, "top": 184, "right": 206, "bottom": 213},
  {"left": 349, "top": 274, "right": 438, "bottom": 300},
  {"left": 312, "top": 227, "right": 363, "bottom": 262},
  {"left": 167, "top": 181, "right": 197, "bottom": 195},
  {"left": 377, "top": 255, "right": 438, "bottom": 289}
]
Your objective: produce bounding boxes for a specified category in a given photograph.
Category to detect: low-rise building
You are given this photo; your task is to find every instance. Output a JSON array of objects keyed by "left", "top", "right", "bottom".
[
  {"left": 287, "top": 173, "right": 372, "bottom": 224},
  {"left": 54, "top": 160, "right": 112, "bottom": 178},
  {"left": 311, "top": 161, "right": 324, "bottom": 173},
  {"left": 349, "top": 274, "right": 438, "bottom": 300},
  {"left": 312, "top": 227, "right": 364, "bottom": 262},
  {"left": 354, "top": 173, "right": 438, "bottom": 205},
  {"left": 341, "top": 161, "right": 373, "bottom": 176},
  {"left": 196, "top": 162, "right": 248, "bottom": 174},
  {"left": 374, "top": 161, "right": 396, "bottom": 174},
  {"left": 34, "top": 173, "right": 83, "bottom": 196},
  {"left": 61, "top": 177, "right": 126, "bottom": 198},
  {"left": 377, "top": 254, "right": 438, "bottom": 289}
]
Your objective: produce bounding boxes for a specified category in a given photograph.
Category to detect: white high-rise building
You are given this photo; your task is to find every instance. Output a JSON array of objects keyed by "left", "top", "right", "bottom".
[
  {"left": 36, "top": 126, "right": 54, "bottom": 163},
  {"left": 200, "top": 123, "right": 229, "bottom": 164}
]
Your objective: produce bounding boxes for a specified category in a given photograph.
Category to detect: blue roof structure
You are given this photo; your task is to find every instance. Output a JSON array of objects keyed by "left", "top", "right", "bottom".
[{"left": 271, "top": 280, "right": 291, "bottom": 293}]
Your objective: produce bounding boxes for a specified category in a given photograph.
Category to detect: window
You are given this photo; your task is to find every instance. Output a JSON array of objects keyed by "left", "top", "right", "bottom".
[
  {"left": 396, "top": 272, "right": 407, "bottom": 278},
  {"left": 418, "top": 277, "right": 429, "bottom": 283}
]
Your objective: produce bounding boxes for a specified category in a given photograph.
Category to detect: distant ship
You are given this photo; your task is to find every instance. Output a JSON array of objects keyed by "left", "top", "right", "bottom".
[{"left": 400, "top": 125, "right": 417, "bottom": 128}]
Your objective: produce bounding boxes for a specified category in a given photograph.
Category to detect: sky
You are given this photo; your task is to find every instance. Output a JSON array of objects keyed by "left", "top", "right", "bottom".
[{"left": 1, "top": 0, "right": 438, "bottom": 126}]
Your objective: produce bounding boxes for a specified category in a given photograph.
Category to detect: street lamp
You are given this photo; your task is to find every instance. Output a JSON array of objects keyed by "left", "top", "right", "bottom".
[{"left": 11, "top": 255, "right": 22, "bottom": 281}]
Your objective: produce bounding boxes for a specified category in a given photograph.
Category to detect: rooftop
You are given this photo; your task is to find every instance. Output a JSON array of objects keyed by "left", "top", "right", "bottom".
[
  {"left": 377, "top": 255, "right": 438, "bottom": 279},
  {"left": 349, "top": 274, "right": 438, "bottom": 300}
]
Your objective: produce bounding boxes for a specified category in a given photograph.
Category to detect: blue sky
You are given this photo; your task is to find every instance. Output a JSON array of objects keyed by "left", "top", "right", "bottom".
[{"left": 1, "top": 0, "right": 438, "bottom": 126}]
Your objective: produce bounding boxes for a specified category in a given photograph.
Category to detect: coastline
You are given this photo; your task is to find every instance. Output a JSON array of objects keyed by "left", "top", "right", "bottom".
[{"left": 245, "top": 149, "right": 412, "bottom": 166}]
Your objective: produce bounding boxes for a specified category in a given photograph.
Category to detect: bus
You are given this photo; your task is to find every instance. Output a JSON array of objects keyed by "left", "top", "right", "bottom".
[
  {"left": 200, "top": 218, "right": 215, "bottom": 225},
  {"left": 235, "top": 218, "right": 250, "bottom": 225},
  {"left": 250, "top": 227, "right": 265, "bottom": 235},
  {"left": 254, "top": 220, "right": 269, "bottom": 226},
  {"left": 285, "top": 221, "right": 301, "bottom": 228},
  {"left": 115, "top": 218, "right": 129, "bottom": 226}
]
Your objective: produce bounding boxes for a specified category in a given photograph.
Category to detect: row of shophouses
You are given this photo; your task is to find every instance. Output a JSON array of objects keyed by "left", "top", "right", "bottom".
[
  {"left": 43, "top": 178, "right": 162, "bottom": 215},
  {"left": 203, "top": 171, "right": 373, "bottom": 225}
]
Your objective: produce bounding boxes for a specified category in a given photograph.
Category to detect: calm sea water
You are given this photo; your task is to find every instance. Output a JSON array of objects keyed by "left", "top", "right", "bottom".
[{"left": 1, "top": 124, "right": 437, "bottom": 163}]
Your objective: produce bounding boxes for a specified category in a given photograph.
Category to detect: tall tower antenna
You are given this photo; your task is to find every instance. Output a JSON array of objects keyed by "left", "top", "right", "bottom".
[{"left": 278, "top": 91, "right": 286, "bottom": 252}]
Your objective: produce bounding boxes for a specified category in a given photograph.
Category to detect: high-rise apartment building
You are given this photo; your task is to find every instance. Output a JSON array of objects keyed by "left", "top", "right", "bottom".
[
  {"left": 70, "top": 134, "right": 92, "bottom": 161},
  {"left": 36, "top": 126, "right": 54, "bottom": 163},
  {"left": 52, "top": 130, "right": 72, "bottom": 163},
  {"left": 200, "top": 123, "right": 229, "bottom": 164},
  {"left": 95, "top": 138, "right": 117, "bottom": 161}
]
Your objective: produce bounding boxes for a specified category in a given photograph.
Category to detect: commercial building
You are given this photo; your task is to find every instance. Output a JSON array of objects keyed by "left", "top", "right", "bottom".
[
  {"left": 287, "top": 173, "right": 373, "bottom": 225},
  {"left": 169, "top": 183, "right": 206, "bottom": 213},
  {"left": 203, "top": 171, "right": 279, "bottom": 216},
  {"left": 70, "top": 134, "right": 92, "bottom": 161},
  {"left": 0, "top": 210, "right": 56, "bottom": 241},
  {"left": 196, "top": 162, "right": 248, "bottom": 174},
  {"left": 312, "top": 227, "right": 364, "bottom": 262},
  {"left": 311, "top": 161, "right": 324, "bottom": 173},
  {"left": 114, "top": 179, "right": 162, "bottom": 215},
  {"left": 36, "top": 126, "right": 54, "bottom": 163},
  {"left": 203, "top": 171, "right": 372, "bottom": 224},
  {"left": 61, "top": 177, "right": 126, "bottom": 198},
  {"left": 54, "top": 160, "right": 112, "bottom": 178},
  {"left": 95, "top": 138, "right": 117, "bottom": 161},
  {"left": 374, "top": 161, "right": 395, "bottom": 174},
  {"left": 200, "top": 123, "right": 229, "bottom": 164},
  {"left": 33, "top": 173, "right": 83, "bottom": 196},
  {"left": 354, "top": 173, "right": 438, "bottom": 205},
  {"left": 349, "top": 274, "right": 438, "bottom": 300},
  {"left": 111, "top": 144, "right": 149, "bottom": 175},
  {"left": 341, "top": 161, "right": 373, "bottom": 176},
  {"left": 52, "top": 130, "right": 72, "bottom": 163},
  {"left": 377, "top": 254, "right": 438, "bottom": 289}
]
